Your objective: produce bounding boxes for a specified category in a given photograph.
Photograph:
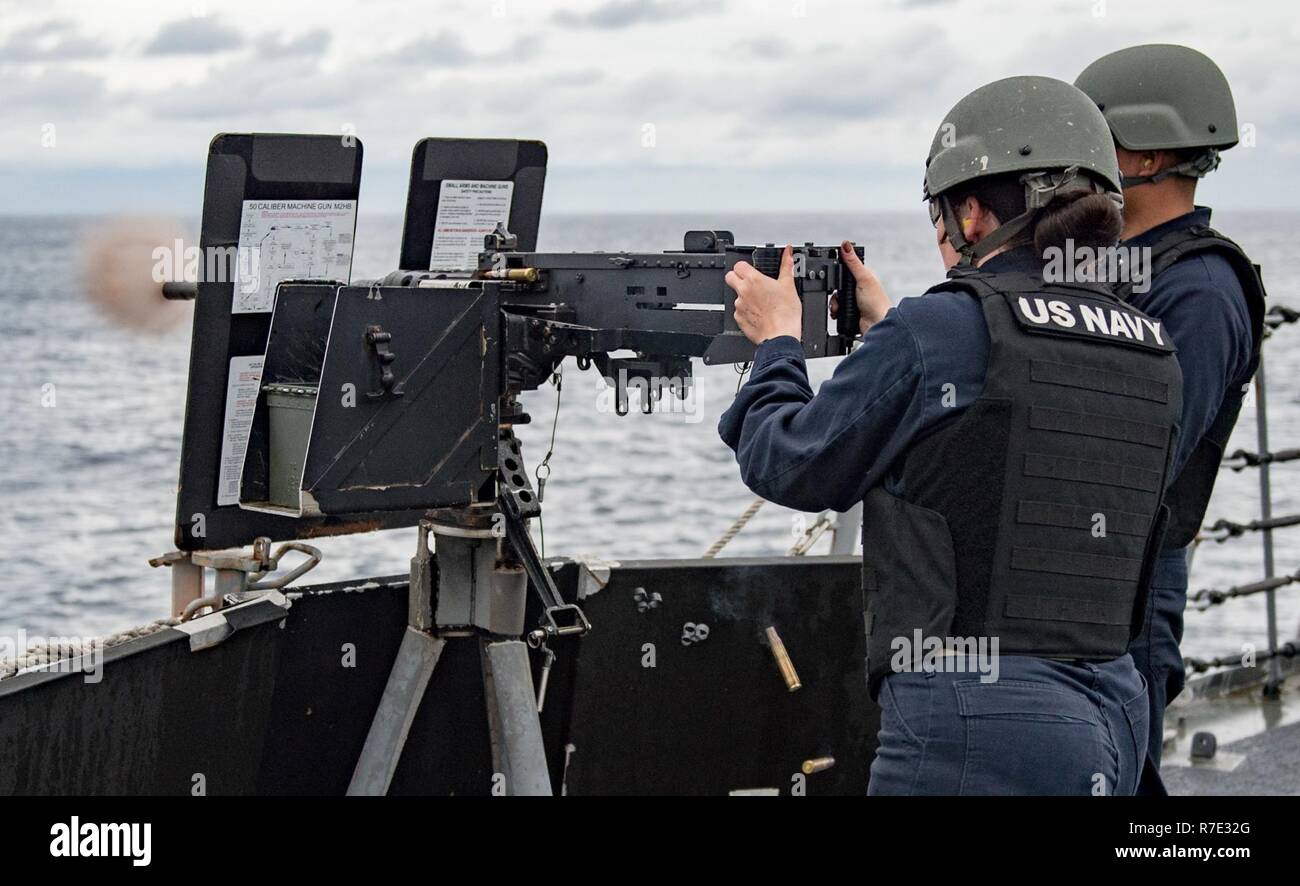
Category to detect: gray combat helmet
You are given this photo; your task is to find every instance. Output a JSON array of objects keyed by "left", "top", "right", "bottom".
[
  {"left": 1076, "top": 44, "right": 1238, "bottom": 186},
  {"left": 924, "top": 76, "right": 1122, "bottom": 266}
]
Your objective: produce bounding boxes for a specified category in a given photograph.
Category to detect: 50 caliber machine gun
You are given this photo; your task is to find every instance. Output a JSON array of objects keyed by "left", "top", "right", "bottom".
[
  {"left": 245, "top": 227, "right": 862, "bottom": 520},
  {"left": 167, "top": 135, "right": 864, "bottom": 794},
  {"left": 374, "top": 225, "right": 862, "bottom": 416}
]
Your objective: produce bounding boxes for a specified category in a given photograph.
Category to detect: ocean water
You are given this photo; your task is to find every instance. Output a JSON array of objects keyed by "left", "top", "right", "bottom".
[{"left": 0, "top": 212, "right": 1296, "bottom": 664}]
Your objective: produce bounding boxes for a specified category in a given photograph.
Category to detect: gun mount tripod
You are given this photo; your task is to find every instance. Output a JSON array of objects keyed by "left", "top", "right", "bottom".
[{"left": 347, "top": 429, "right": 589, "bottom": 796}]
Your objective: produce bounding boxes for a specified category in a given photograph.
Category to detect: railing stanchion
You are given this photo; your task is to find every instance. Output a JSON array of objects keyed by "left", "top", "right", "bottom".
[{"left": 1254, "top": 354, "right": 1283, "bottom": 697}]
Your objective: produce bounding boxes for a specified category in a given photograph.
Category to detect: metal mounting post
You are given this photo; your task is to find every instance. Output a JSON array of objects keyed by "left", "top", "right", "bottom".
[
  {"left": 150, "top": 537, "right": 320, "bottom": 621},
  {"left": 1254, "top": 356, "right": 1283, "bottom": 698},
  {"left": 347, "top": 626, "right": 446, "bottom": 796},
  {"left": 482, "top": 639, "right": 552, "bottom": 795},
  {"left": 348, "top": 494, "right": 567, "bottom": 796}
]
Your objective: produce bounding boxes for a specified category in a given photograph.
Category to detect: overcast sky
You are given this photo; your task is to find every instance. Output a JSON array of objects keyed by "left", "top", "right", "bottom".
[{"left": 1, "top": 0, "right": 1295, "bottom": 214}]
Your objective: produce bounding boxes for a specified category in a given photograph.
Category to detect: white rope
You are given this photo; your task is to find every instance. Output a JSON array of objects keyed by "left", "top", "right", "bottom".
[
  {"left": 703, "top": 497, "right": 766, "bottom": 558},
  {"left": 787, "top": 512, "right": 835, "bottom": 556},
  {"left": 0, "top": 617, "right": 180, "bottom": 681}
]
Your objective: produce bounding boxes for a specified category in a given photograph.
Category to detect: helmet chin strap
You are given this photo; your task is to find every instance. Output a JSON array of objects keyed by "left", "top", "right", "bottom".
[
  {"left": 1121, "top": 148, "right": 1220, "bottom": 188},
  {"left": 944, "top": 198, "right": 1037, "bottom": 270},
  {"left": 943, "top": 166, "right": 1119, "bottom": 270}
]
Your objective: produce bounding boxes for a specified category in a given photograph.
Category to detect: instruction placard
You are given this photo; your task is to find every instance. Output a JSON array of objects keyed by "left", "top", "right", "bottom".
[
  {"left": 430, "top": 180, "right": 514, "bottom": 271},
  {"left": 234, "top": 199, "right": 357, "bottom": 314},
  {"left": 217, "top": 355, "right": 264, "bottom": 506}
]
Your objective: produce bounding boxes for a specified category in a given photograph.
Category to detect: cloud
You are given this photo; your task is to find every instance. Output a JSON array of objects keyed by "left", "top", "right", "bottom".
[
  {"left": 141, "top": 53, "right": 335, "bottom": 119},
  {"left": 389, "top": 31, "right": 541, "bottom": 66},
  {"left": 610, "top": 24, "right": 953, "bottom": 132},
  {"left": 731, "top": 37, "right": 792, "bottom": 59},
  {"left": 0, "top": 67, "right": 107, "bottom": 110},
  {"left": 553, "top": 0, "right": 722, "bottom": 29},
  {"left": 142, "top": 17, "right": 244, "bottom": 56},
  {"left": 391, "top": 31, "right": 474, "bottom": 65},
  {"left": 0, "top": 19, "right": 110, "bottom": 61},
  {"left": 0, "top": 0, "right": 1295, "bottom": 213},
  {"left": 254, "top": 29, "right": 332, "bottom": 58},
  {"left": 543, "top": 68, "right": 608, "bottom": 87}
]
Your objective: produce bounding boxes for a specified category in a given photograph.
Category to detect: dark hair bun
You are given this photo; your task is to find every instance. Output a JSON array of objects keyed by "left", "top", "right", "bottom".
[{"left": 1034, "top": 190, "right": 1123, "bottom": 255}]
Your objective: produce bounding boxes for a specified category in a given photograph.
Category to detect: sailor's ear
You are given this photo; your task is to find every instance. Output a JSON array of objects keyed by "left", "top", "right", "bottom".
[
  {"left": 1116, "top": 147, "right": 1157, "bottom": 177},
  {"left": 962, "top": 196, "right": 998, "bottom": 243}
]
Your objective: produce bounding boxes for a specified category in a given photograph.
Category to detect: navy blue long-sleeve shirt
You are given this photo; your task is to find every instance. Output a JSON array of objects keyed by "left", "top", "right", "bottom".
[
  {"left": 1123, "top": 207, "right": 1255, "bottom": 487},
  {"left": 718, "top": 234, "right": 1244, "bottom": 517},
  {"left": 1123, "top": 207, "right": 1255, "bottom": 603},
  {"left": 718, "top": 249, "right": 1007, "bottom": 512}
]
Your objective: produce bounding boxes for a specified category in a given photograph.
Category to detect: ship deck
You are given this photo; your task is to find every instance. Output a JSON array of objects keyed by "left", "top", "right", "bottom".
[{"left": 1162, "top": 660, "right": 1300, "bottom": 795}]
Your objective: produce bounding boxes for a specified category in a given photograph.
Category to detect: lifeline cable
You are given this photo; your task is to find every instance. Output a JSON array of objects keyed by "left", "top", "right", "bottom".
[
  {"left": 1223, "top": 447, "right": 1300, "bottom": 471},
  {"left": 1201, "top": 512, "right": 1300, "bottom": 543},
  {"left": 1185, "top": 642, "right": 1299, "bottom": 674},
  {"left": 1188, "top": 567, "right": 1300, "bottom": 611}
]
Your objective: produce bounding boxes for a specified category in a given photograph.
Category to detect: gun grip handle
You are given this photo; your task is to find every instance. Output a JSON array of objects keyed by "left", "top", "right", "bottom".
[
  {"left": 751, "top": 246, "right": 783, "bottom": 278},
  {"left": 838, "top": 261, "right": 860, "bottom": 338}
]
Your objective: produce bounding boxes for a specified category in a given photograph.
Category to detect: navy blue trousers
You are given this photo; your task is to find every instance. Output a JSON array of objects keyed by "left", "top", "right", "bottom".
[
  {"left": 868, "top": 655, "right": 1149, "bottom": 796},
  {"left": 1128, "top": 549, "right": 1189, "bottom": 792}
]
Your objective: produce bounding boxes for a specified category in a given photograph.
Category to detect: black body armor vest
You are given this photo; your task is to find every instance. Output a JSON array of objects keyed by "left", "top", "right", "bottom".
[
  {"left": 863, "top": 272, "right": 1184, "bottom": 698},
  {"left": 1116, "top": 225, "right": 1267, "bottom": 549}
]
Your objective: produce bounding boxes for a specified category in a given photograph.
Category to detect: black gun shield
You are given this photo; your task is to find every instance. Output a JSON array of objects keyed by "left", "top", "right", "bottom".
[
  {"left": 173, "top": 133, "right": 413, "bottom": 550},
  {"left": 300, "top": 284, "right": 501, "bottom": 514},
  {"left": 398, "top": 138, "right": 547, "bottom": 270}
]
